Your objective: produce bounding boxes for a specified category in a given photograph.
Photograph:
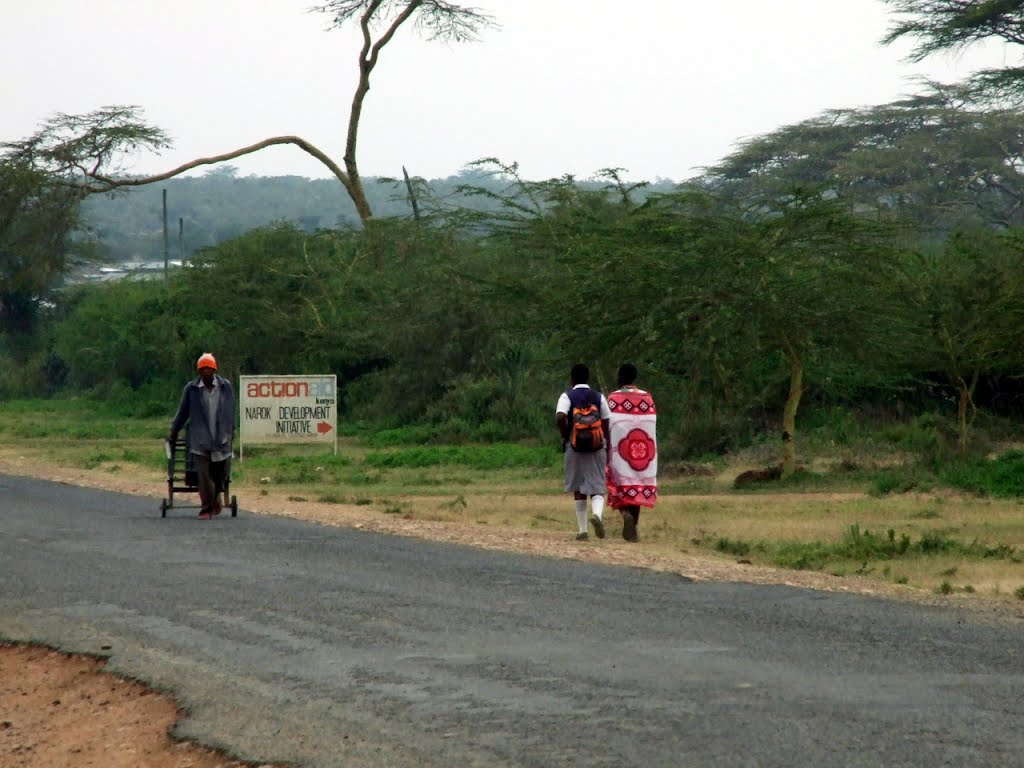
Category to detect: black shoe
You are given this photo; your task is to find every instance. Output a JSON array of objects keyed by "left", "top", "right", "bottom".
[
  {"left": 622, "top": 512, "right": 638, "bottom": 542},
  {"left": 575, "top": 532, "right": 589, "bottom": 541},
  {"left": 590, "top": 514, "right": 605, "bottom": 539}
]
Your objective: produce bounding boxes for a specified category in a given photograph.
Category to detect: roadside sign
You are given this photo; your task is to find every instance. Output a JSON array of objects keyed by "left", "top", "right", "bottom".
[{"left": 239, "top": 375, "right": 337, "bottom": 457}]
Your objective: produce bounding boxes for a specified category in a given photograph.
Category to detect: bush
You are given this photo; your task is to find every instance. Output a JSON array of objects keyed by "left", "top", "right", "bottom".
[
  {"left": 878, "top": 413, "right": 958, "bottom": 464},
  {"left": 842, "top": 524, "right": 911, "bottom": 559},
  {"left": 772, "top": 541, "right": 834, "bottom": 570},
  {"left": 801, "top": 405, "right": 864, "bottom": 446},
  {"left": 940, "top": 450, "right": 1024, "bottom": 498},
  {"left": 869, "top": 467, "right": 928, "bottom": 496},
  {"left": 363, "top": 426, "right": 438, "bottom": 447},
  {"left": 662, "top": 414, "right": 749, "bottom": 459},
  {"left": 54, "top": 281, "right": 184, "bottom": 392},
  {"left": 715, "top": 537, "right": 751, "bottom": 557}
]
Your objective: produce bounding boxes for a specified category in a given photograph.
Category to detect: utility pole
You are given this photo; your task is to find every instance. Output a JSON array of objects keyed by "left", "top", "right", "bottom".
[
  {"left": 178, "top": 217, "right": 185, "bottom": 265},
  {"left": 162, "top": 188, "right": 169, "bottom": 280}
]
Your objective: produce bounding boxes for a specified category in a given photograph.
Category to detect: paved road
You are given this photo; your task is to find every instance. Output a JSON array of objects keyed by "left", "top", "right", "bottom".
[{"left": 1, "top": 474, "right": 1022, "bottom": 768}]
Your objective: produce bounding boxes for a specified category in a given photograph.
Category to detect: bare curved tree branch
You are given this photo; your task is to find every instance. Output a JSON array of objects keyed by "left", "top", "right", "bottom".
[{"left": 79, "top": 135, "right": 351, "bottom": 194}]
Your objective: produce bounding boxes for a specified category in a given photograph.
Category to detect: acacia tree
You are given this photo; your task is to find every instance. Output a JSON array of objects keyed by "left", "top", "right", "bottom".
[
  {"left": 1, "top": 107, "right": 171, "bottom": 188},
  {"left": 1, "top": 2, "right": 495, "bottom": 225},
  {"left": 899, "top": 228, "right": 1024, "bottom": 451},
  {"left": 703, "top": 199, "right": 901, "bottom": 477},
  {"left": 0, "top": 109, "right": 170, "bottom": 358},
  {"left": 0, "top": 160, "right": 97, "bottom": 360},
  {"left": 882, "top": 0, "right": 1024, "bottom": 101},
  {"left": 621, "top": 191, "right": 904, "bottom": 477},
  {"left": 701, "top": 89, "right": 1024, "bottom": 232}
]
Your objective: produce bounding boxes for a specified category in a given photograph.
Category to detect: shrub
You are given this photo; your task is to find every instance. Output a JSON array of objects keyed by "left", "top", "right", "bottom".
[
  {"left": 772, "top": 541, "right": 833, "bottom": 571},
  {"left": 715, "top": 537, "right": 751, "bottom": 557},
  {"left": 940, "top": 451, "right": 1024, "bottom": 498},
  {"left": 878, "top": 413, "right": 958, "bottom": 464},
  {"left": 869, "top": 468, "right": 925, "bottom": 496},
  {"left": 802, "top": 405, "right": 863, "bottom": 445}
]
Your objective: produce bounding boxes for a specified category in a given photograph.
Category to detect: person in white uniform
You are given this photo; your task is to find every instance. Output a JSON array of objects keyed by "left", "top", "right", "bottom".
[{"left": 555, "top": 363, "right": 611, "bottom": 541}]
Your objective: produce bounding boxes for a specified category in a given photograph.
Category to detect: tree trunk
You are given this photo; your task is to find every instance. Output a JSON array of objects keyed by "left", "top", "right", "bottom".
[
  {"left": 341, "top": 0, "right": 424, "bottom": 224},
  {"left": 781, "top": 339, "right": 803, "bottom": 480},
  {"left": 955, "top": 371, "right": 979, "bottom": 454}
]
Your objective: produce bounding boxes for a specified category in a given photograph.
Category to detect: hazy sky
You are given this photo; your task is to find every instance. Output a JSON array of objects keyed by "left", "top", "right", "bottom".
[{"left": 2, "top": 0, "right": 1012, "bottom": 182}]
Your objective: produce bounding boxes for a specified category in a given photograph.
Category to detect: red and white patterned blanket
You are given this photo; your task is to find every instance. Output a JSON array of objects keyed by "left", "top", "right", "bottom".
[{"left": 605, "top": 388, "right": 658, "bottom": 508}]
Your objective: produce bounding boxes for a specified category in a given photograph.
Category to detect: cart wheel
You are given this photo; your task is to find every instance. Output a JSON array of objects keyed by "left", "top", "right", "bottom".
[
  {"left": 160, "top": 499, "right": 168, "bottom": 518},
  {"left": 230, "top": 495, "right": 238, "bottom": 517}
]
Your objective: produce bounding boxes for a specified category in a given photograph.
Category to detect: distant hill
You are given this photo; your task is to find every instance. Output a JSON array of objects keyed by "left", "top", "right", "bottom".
[{"left": 79, "top": 167, "right": 678, "bottom": 262}]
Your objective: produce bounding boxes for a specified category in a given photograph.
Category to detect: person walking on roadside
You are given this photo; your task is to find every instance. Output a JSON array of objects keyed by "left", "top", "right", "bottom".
[
  {"left": 606, "top": 362, "right": 657, "bottom": 542},
  {"left": 168, "top": 352, "right": 236, "bottom": 520},
  {"left": 556, "top": 363, "right": 611, "bottom": 541}
]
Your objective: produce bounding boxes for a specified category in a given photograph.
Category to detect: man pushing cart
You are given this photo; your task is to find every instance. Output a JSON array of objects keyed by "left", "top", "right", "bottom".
[{"left": 165, "top": 352, "right": 237, "bottom": 519}]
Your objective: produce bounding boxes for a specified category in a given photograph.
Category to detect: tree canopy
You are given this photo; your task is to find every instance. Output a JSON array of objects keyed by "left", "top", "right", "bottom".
[
  {"left": 0, "top": 161, "right": 96, "bottom": 360},
  {"left": 882, "top": 0, "right": 1024, "bottom": 101},
  {"left": 700, "top": 88, "right": 1024, "bottom": 234}
]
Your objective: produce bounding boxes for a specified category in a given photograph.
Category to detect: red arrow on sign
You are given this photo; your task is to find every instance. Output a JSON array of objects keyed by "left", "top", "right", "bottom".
[{"left": 317, "top": 421, "right": 333, "bottom": 434}]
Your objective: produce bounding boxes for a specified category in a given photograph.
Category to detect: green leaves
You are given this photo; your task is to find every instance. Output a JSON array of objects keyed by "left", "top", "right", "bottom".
[
  {"left": 882, "top": 1, "right": 1024, "bottom": 103},
  {"left": 1, "top": 106, "right": 170, "bottom": 189},
  {"left": 703, "top": 90, "right": 1024, "bottom": 232}
]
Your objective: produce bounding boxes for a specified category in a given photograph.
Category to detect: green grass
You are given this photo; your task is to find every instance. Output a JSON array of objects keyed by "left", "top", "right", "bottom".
[
  {"left": 0, "top": 397, "right": 165, "bottom": 440},
  {"left": 362, "top": 444, "right": 559, "bottom": 471},
  {"left": 231, "top": 453, "right": 353, "bottom": 485},
  {"left": 361, "top": 425, "right": 439, "bottom": 447},
  {"left": 703, "top": 523, "right": 1018, "bottom": 572}
]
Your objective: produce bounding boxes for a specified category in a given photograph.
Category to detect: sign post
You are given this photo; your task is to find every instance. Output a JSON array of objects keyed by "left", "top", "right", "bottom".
[{"left": 238, "top": 375, "right": 337, "bottom": 458}]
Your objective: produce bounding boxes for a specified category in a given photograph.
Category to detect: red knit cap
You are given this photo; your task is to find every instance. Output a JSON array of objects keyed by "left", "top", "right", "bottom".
[{"left": 196, "top": 353, "right": 217, "bottom": 371}]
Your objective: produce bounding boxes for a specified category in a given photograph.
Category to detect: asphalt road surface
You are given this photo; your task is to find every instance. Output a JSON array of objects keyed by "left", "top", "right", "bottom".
[{"left": 2, "top": 474, "right": 1023, "bottom": 768}]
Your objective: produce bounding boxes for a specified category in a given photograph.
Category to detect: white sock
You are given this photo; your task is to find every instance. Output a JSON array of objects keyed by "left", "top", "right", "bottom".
[
  {"left": 575, "top": 499, "right": 588, "bottom": 532},
  {"left": 591, "top": 495, "right": 605, "bottom": 520}
]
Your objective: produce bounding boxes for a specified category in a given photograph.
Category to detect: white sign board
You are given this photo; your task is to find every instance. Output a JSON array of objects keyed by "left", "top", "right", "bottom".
[{"left": 239, "top": 375, "right": 337, "bottom": 457}]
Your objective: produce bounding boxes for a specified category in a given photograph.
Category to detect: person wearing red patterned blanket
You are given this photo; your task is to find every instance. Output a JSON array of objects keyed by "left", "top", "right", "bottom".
[{"left": 605, "top": 362, "right": 657, "bottom": 542}]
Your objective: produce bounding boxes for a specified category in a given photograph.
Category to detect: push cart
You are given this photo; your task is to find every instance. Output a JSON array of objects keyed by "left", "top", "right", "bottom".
[{"left": 160, "top": 432, "right": 238, "bottom": 517}]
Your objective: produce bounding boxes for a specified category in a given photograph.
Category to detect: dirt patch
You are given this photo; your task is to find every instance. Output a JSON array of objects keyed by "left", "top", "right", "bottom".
[
  {"left": 0, "top": 643, "right": 279, "bottom": 768},
  {"left": 1, "top": 451, "right": 1022, "bottom": 766}
]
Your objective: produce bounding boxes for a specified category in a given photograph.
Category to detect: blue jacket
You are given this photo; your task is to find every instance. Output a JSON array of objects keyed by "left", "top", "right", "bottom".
[{"left": 170, "top": 375, "right": 235, "bottom": 455}]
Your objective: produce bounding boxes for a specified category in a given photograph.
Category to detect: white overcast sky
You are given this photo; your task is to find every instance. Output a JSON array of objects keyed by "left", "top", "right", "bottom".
[{"left": 1, "top": 0, "right": 1013, "bottom": 182}]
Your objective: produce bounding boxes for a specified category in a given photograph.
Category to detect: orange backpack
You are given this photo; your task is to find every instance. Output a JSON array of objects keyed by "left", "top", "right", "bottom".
[{"left": 567, "top": 389, "right": 605, "bottom": 453}]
